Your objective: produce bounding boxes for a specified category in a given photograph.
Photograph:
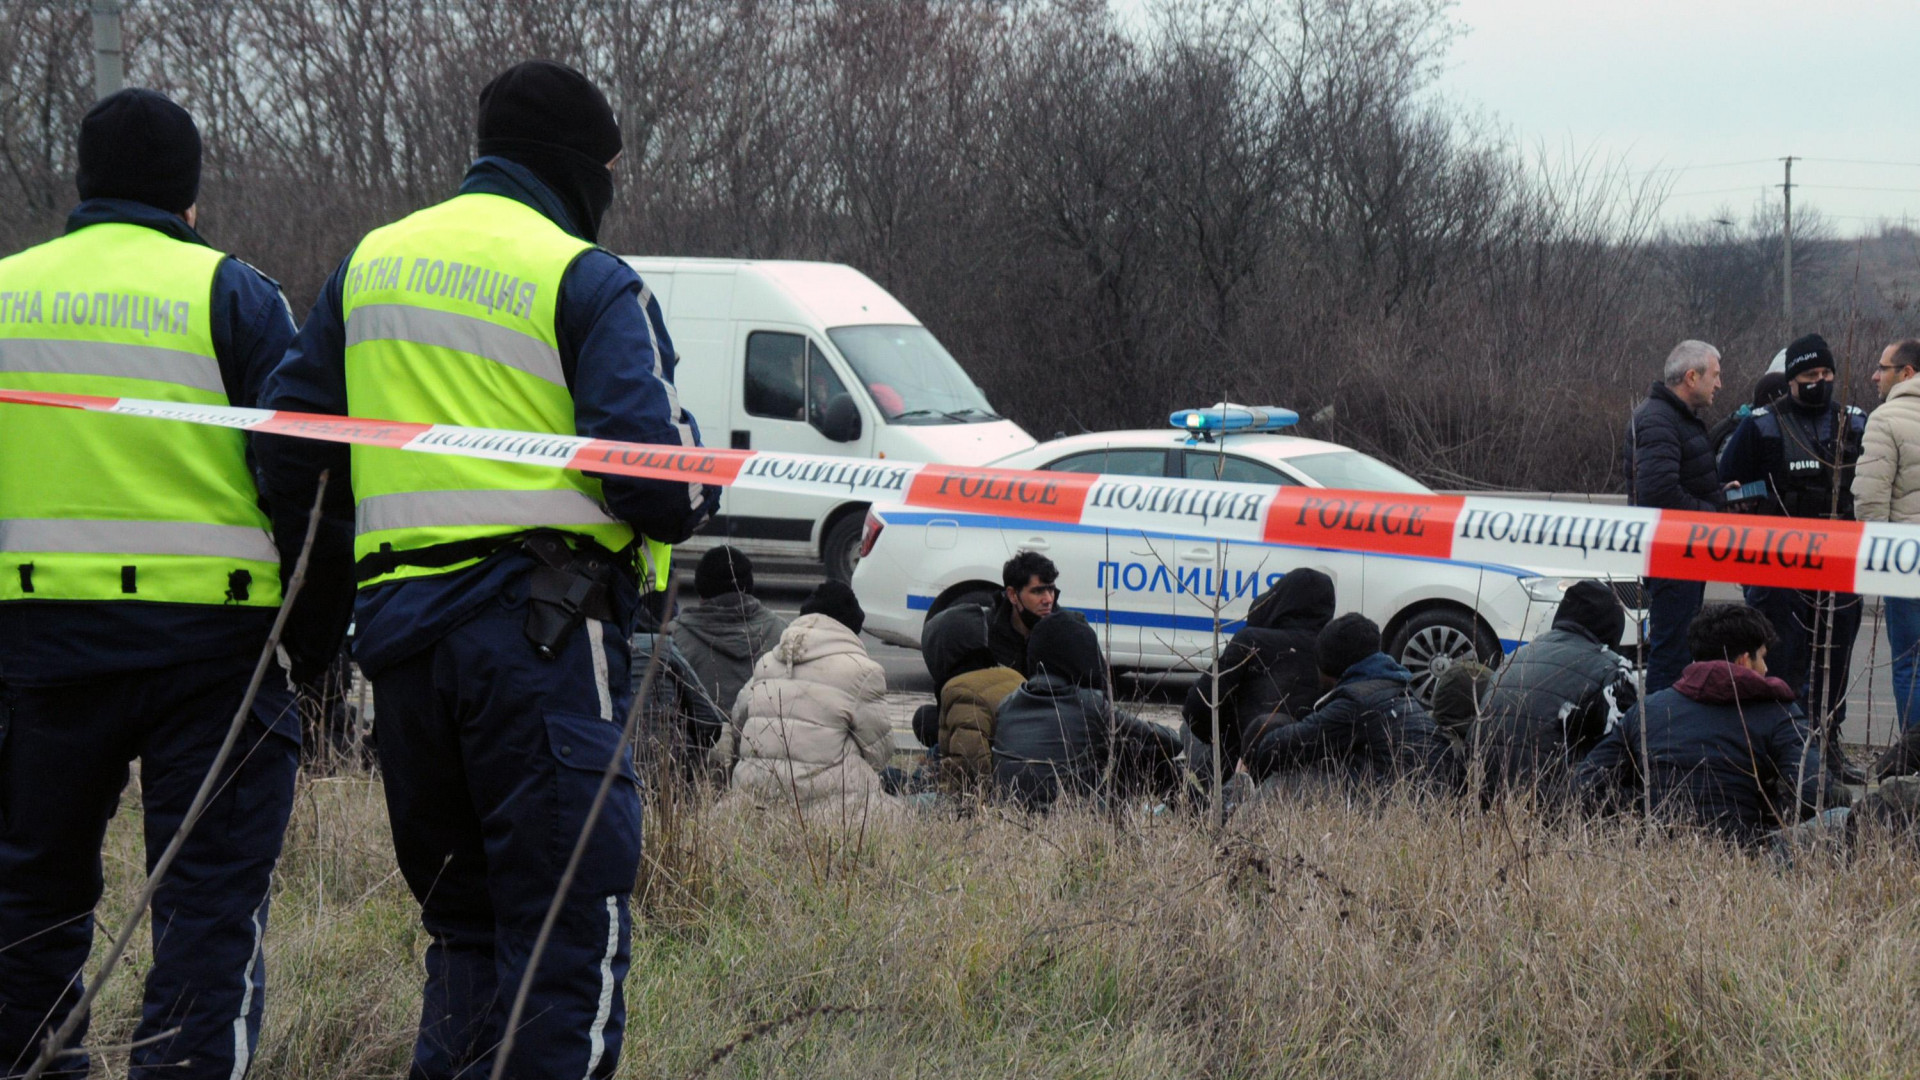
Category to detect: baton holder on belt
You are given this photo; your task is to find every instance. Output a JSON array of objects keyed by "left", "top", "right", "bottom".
[{"left": 522, "top": 530, "right": 616, "bottom": 660}]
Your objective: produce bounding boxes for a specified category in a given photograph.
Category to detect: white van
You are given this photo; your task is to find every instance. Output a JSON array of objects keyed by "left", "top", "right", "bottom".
[{"left": 622, "top": 258, "right": 1036, "bottom": 579}]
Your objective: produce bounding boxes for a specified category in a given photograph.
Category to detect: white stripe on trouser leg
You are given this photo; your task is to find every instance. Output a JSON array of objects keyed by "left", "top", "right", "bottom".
[
  {"left": 582, "top": 895, "right": 620, "bottom": 1078},
  {"left": 228, "top": 902, "right": 266, "bottom": 1080},
  {"left": 586, "top": 617, "right": 613, "bottom": 722}
]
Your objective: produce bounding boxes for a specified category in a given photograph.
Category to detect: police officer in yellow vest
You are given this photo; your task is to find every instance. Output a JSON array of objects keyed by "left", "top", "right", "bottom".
[
  {"left": 257, "top": 62, "right": 716, "bottom": 1080},
  {"left": 0, "top": 90, "right": 305, "bottom": 1079}
]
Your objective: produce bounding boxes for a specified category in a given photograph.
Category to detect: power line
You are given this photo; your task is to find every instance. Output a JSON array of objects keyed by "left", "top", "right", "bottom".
[
  {"left": 1796, "top": 184, "right": 1920, "bottom": 195},
  {"left": 1667, "top": 185, "right": 1772, "bottom": 198},
  {"left": 1799, "top": 157, "right": 1920, "bottom": 170}
]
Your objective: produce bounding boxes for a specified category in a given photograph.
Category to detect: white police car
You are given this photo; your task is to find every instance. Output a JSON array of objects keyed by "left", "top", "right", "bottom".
[{"left": 852, "top": 406, "right": 1641, "bottom": 699}]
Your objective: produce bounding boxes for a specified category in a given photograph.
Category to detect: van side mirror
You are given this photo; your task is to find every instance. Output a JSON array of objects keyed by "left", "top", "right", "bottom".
[{"left": 818, "top": 394, "right": 863, "bottom": 443}]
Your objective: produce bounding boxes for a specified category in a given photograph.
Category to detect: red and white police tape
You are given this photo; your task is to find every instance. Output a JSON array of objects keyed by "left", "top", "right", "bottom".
[{"left": 6, "top": 386, "right": 1920, "bottom": 598}]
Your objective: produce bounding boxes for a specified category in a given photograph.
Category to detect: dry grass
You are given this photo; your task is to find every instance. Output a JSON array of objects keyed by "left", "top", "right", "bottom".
[{"left": 79, "top": 769, "right": 1920, "bottom": 1078}]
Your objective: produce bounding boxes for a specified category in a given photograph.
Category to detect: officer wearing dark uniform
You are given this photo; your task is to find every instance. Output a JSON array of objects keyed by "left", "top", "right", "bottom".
[
  {"left": 1719, "top": 332, "right": 1867, "bottom": 782},
  {"left": 257, "top": 63, "right": 716, "bottom": 1079},
  {"left": 0, "top": 90, "right": 304, "bottom": 1079}
]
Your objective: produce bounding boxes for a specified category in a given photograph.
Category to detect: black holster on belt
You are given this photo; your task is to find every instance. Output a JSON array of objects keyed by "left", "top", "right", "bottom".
[{"left": 522, "top": 530, "right": 618, "bottom": 660}]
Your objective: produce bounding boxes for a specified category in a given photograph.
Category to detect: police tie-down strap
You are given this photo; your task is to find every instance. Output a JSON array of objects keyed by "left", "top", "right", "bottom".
[{"left": 5, "top": 386, "right": 1920, "bottom": 598}]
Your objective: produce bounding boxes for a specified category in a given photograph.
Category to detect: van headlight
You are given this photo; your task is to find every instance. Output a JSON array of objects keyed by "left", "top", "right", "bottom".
[{"left": 1519, "top": 576, "right": 1579, "bottom": 603}]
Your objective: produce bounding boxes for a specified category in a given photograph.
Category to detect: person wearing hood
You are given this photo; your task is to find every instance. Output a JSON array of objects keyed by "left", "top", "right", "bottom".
[
  {"left": 1241, "top": 614, "right": 1461, "bottom": 793},
  {"left": 255, "top": 61, "right": 720, "bottom": 1079},
  {"left": 1475, "top": 581, "right": 1637, "bottom": 804},
  {"left": 991, "top": 613, "right": 1181, "bottom": 811},
  {"left": 711, "top": 581, "right": 898, "bottom": 817},
  {"left": 1852, "top": 339, "right": 1920, "bottom": 731},
  {"left": 919, "top": 601, "right": 1024, "bottom": 795},
  {"left": 630, "top": 590, "right": 730, "bottom": 785},
  {"left": 1718, "top": 332, "right": 1868, "bottom": 782},
  {"left": 1181, "top": 568, "right": 1336, "bottom": 785},
  {"left": 1576, "top": 603, "right": 1839, "bottom": 847},
  {"left": 0, "top": 89, "right": 309, "bottom": 1079},
  {"left": 671, "top": 546, "right": 788, "bottom": 719},
  {"left": 1710, "top": 370, "right": 1790, "bottom": 459}
]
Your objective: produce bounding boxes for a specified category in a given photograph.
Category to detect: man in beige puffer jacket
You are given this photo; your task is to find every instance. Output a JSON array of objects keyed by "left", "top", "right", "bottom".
[
  {"left": 710, "top": 581, "right": 899, "bottom": 818},
  {"left": 1854, "top": 338, "right": 1920, "bottom": 730}
]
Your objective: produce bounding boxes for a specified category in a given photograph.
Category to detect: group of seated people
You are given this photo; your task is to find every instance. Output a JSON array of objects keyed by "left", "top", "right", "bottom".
[{"left": 634, "top": 546, "right": 1879, "bottom": 847}]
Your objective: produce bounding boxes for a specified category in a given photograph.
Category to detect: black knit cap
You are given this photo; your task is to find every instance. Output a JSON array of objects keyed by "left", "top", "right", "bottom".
[
  {"left": 476, "top": 60, "right": 621, "bottom": 164},
  {"left": 75, "top": 89, "right": 201, "bottom": 214},
  {"left": 1317, "top": 613, "right": 1382, "bottom": 679},
  {"left": 1552, "top": 580, "right": 1625, "bottom": 651},
  {"left": 694, "top": 545, "right": 753, "bottom": 600},
  {"left": 1026, "top": 612, "right": 1103, "bottom": 688},
  {"left": 800, "top": 580, "right": 865, "bottom": 636},
  {"left": 1783, "top": 333, "right": 1835, "bottom": 380}
]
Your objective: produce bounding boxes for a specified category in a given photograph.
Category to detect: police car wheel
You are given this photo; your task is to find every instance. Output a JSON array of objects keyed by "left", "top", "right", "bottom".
[
  {"left": 1389, "top": 608, "right": 1497, "bottom": 705},
  {"left": 823, "top": 514, "right": 865, "bottom": 584}
]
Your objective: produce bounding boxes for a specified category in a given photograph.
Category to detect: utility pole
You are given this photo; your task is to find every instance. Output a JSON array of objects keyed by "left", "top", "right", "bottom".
[
  {"left": 91, "top": 1, "right": 123, "bottom": 100},
  {"left": 1781, "top": 155, "right": 1796, "bottom": 336}
]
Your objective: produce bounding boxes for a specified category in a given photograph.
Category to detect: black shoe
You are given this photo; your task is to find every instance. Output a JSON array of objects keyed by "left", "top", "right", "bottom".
[{"left": 1829, "top": 749, "right": 1868, "bottom": 786}]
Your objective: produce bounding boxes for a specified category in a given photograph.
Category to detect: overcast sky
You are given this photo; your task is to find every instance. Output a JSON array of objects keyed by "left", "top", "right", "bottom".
[{"left": 1439, "top": 0, "right": 1920, "bottom": 235}]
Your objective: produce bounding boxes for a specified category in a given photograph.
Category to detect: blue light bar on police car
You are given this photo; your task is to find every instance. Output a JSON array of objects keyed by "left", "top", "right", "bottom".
[{"left": 1169, "top": 404, "right": 1299, "bottom": 433}]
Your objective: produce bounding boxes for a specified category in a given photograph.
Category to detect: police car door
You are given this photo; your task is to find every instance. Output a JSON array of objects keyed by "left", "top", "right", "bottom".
[
  {"left": 1036, "top": 446, "right": 1173, "bottom": 668},
  {"left": 1137, "top": 450, "right": 1331, "bottom": 670}
]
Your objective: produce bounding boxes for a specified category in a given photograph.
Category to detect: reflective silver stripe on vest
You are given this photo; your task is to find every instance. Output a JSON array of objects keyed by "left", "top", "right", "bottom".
[
  {"left": 0, "top": 518, "right": 278, "bottom": 561},
  {"left": 355, "top": 488, "right": 619, "bottom": 535},
  {"left": 346, "top": 303, "right": 565, "bottom": 388},
  {"left": 0, "top": 338, "right": 225, "bottom": 395}
]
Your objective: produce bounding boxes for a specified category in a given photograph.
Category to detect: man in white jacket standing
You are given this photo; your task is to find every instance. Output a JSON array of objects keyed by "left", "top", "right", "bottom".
[{"left": 1854, "top": 338, "right": 1920, "bottom": 730}]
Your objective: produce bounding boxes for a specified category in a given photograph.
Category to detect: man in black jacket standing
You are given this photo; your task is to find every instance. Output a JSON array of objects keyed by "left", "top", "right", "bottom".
[{"left": 1625, "top": 339, "right": 1727, "bottom": 693}]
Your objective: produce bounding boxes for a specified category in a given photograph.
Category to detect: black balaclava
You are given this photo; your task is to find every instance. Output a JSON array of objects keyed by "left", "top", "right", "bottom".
[
  {"left": 1551, "top": 580, "right": 1625, "bottom": 651},
  {"left": 800, "top": 580, "right": 865, "bottom": 637},
  {"left": 1025, "top": 612, "right": 1103, "bottom": 688},
  {"left": 694, "top": 545, "right": 753, "bottom": 600},
  {"left": 76, "top": 89, "right": 201, "bottom": 214},
  {"left": 1244, "top": 567, "right": 1336, "bottom": 632},
  {"left": 476, "top": 60, "right": 621, "bottom": 242}
]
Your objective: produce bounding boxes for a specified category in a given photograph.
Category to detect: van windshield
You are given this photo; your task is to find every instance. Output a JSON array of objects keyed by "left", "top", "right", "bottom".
[{"left": 827, "top": 324, "right": 1000, "bottom": 424}]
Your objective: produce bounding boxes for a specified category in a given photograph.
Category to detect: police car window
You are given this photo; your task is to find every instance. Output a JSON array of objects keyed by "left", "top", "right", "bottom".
[
  {"left": 805, "top": 340, "right": 850, "bottom": 427},
  {"left": 745, "top": 332, "right": 807, "bottom": 420},
  {"left": 1183, "top": 452, "right": 1293, "bottom": 486},
  {"left": 1044, "top": 449, "right": 1168, "bottom": 476}
]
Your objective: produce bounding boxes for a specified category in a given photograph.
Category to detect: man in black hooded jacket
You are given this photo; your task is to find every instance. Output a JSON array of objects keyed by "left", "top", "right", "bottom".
[
  {"left": 1242, "top": 614, "right": 1461, "bottom": 792},
  {"left": 1181, "top": 567, "right": 1335, "bottom": 782},
  {"left": 1477, "top": 580, "right": 1636, "bottom": 803},
  {"left": 992, "top": 614, "right": 1180, "bottom": 811}
]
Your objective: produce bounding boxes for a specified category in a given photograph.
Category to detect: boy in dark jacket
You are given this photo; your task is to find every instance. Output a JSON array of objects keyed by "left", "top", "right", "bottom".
[
  {"left": 992, "top": 614, "right": 1179, "bottom": 811},
  {"left": 1478, "top": 580, "right": 1637, "bottom": 803},
  {"left": 1181, "top": 568, "right": 1335, "bottom": 784},
  {"left": 1242, "top": 614, "right": 1461, "bottom": 792},
  {"left": 1575, "top": 603, "right": 1837, "bottom": 847},
  {"left": 671, "top": 545, "right": 788, "bottom": 714},
  {"left": 631, "top": 591, "right": 731, "bottom": 784}
]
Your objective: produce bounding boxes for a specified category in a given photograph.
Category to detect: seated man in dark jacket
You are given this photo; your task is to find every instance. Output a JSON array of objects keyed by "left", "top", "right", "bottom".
[
  {"left": 671, "top": 545, "right": 788, "bottom": 715},
  {"left": 992, "top": 614, "right": 1180, "bottom": 811},
  {"left": 1242, "top": 614, "right": 1461, "bottom": 792},
  {"left": 1181, "top": 568, "right": 1335, "bottom": 786},
  {"left": 1574, "top": 603, "right": 1837, "bottom": 847},
  {"left": 1477, "top": 580, "right": 1637, "bottom": 803}
]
